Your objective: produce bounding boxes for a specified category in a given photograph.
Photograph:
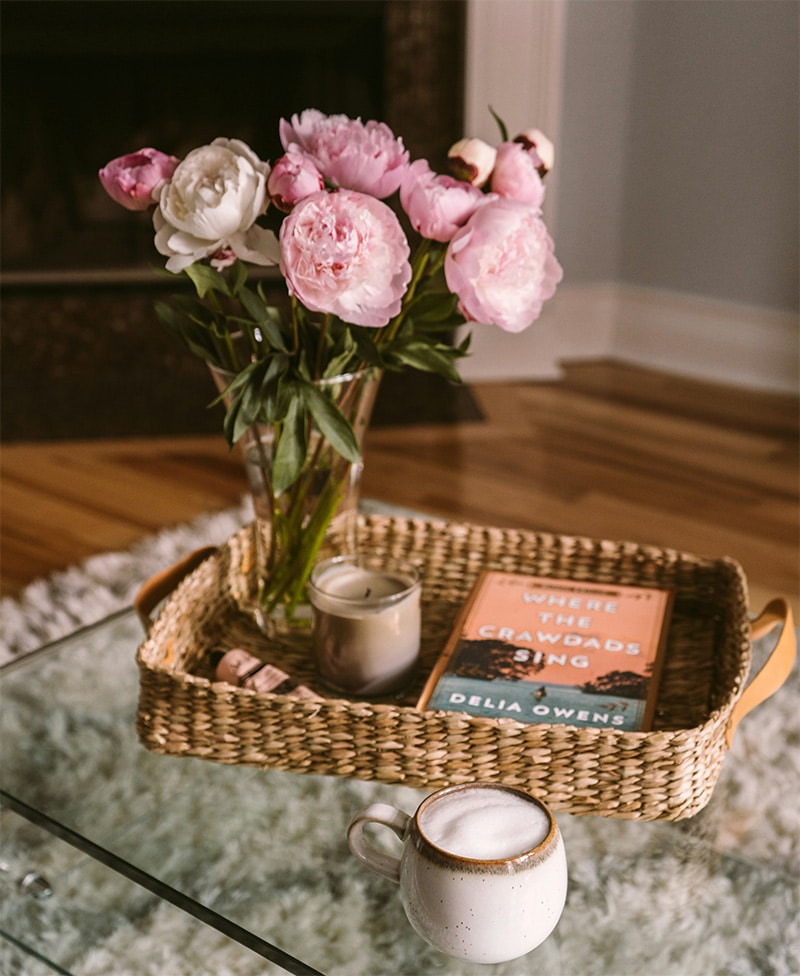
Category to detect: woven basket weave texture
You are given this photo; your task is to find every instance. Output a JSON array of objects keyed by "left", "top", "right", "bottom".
[{"left": 136, "top": 516, "right": 752, "bottom": 821}]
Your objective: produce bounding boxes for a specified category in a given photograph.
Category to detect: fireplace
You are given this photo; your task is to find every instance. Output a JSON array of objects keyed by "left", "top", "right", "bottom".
[
  {"left": 1, "top": 0, "right": 465, "bottom": 279},
  {"left": 1, "top": 1, "right": 475, "bottom": 440}
]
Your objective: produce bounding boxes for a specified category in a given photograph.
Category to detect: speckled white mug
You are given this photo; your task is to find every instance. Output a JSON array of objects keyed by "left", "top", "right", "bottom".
[{"left": 347, "top": 783, "right": 568, "bottom": 963}]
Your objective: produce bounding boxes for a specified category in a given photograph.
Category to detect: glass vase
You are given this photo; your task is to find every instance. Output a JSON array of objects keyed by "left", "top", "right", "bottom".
[{"left": 210, "top": 365, "right": 382, "bottom": 637}]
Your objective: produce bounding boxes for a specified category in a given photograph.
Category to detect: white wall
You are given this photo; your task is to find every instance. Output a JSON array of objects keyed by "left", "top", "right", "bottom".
[
  {"left": 459, "top": 0, "right": 799, "bottom": 394},
  {"left": 619, "top": 1, "right": 798, "bottom": 311},
  {"left": 464, "top": 0, "right": 565, "bottom": 230}
]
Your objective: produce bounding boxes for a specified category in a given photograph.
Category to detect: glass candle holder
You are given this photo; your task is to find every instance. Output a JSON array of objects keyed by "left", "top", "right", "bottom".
[{"left": 309, "top": 555, "right": 422, "bottom": 696}]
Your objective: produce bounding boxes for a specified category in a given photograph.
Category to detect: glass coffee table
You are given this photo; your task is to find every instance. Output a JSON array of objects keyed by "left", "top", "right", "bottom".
[{"left": 1, "top": 609, "right": 796, "bottom": 975}]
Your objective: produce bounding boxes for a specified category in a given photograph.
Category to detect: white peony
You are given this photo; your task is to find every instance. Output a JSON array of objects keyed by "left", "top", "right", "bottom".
[{"left": 153, "top": 138, "right": 280, "bottom": 273}]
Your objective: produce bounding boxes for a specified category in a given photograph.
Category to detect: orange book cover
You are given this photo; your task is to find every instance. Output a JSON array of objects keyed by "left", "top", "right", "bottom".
[{"left": 417, "top": 571, "right": 674, "bottom": 731}]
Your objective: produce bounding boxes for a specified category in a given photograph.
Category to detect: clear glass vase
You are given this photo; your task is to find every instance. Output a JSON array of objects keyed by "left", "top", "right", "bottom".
[{"left": 210, "top": 365, "right": 382, "bottom": 637}]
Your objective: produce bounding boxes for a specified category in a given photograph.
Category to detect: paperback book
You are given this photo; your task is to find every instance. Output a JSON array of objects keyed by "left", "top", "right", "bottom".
[{"left": 417, "top": 571, "right": 674, "bottom": 731}]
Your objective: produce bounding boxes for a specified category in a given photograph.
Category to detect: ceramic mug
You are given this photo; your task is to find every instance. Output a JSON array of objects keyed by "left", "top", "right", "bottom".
[{"left": 347, "top": 783, "right": 568, "bottom": 963}]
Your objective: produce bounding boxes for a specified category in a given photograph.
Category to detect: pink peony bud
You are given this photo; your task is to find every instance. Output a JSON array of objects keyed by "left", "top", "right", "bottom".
[
  {"left": 280, "top": 189, "right": 411, "bottom": 328},
  {"left": 99, "top": 148, "right": 179, "bottom": 211},
  {"left": 447, "top": 137, "right": 497, "bottom": 187},
  {"left": 490, "top": 142, "right": 546, "bottom": 209},
  {"left": 400, "top": 159, "right": 488, "bottom": 242},
  {"left": 444, "top": 197, "right": 563, "bottom": 333},
  {"left": 279, "top": 109, "right": 409, "bottom": 199},
  {"left": 513, "top": 128, "right": 555, "bottom": 176},
  {"left": 267, "top": 148, "right": 325, "bottom": 212}
]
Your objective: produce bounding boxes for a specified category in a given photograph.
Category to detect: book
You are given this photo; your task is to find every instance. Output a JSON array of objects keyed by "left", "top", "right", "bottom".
[{"left": 417, "top": 571, "right": 674, "bottom": 732}]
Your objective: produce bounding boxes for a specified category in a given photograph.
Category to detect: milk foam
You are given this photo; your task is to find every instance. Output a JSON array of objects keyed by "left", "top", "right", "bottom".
[{"left": 419, "top": 787, "right": 550, "bottom": 860}]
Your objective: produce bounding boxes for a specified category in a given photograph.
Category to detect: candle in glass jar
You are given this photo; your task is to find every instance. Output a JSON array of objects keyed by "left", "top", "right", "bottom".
[{"left": 309, "top": 556, "right": 421, "bottom": 696}]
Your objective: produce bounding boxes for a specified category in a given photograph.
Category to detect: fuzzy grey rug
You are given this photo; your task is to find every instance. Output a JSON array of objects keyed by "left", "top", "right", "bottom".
[{"left": 1, "top": 500, "right": 798, "bottom": 975}]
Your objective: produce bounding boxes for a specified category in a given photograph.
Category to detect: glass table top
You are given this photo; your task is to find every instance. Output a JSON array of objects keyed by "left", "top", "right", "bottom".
[{"left": 1, "top": 609, "right": 797, "bottom": 975}]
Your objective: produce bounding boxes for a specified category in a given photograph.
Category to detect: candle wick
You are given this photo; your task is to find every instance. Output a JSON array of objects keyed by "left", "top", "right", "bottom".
[{"left": 364, "top": 587, "right": 372, "bottom": 599}]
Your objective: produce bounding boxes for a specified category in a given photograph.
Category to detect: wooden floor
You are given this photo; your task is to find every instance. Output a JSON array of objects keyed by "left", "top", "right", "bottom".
[{"left": 2, "top": 361, "right": 798, "bottom": 618}]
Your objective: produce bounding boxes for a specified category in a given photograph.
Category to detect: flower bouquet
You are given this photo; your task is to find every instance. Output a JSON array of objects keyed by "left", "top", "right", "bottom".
[{"left": 99, "top": 109, "right": 562, "bottom": 633}]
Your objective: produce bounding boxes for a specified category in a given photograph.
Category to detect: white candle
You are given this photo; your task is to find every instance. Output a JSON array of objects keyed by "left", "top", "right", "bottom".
[{"left": 309, "top": 556, "right": 422, "bottom": 696}]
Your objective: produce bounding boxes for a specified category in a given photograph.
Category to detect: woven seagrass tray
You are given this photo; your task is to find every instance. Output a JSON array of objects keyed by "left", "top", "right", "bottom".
[{"left": 135, "top": 514, "right": 795, "bottom": 821}]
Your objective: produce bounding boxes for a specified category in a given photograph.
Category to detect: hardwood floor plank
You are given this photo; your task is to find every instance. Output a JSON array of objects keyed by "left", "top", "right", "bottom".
[{"left": 2, "top": 363, "right": 797, "bottom": 621}]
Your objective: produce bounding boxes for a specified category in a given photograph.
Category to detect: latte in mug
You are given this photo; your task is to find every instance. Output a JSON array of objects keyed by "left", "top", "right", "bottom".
[
  {"left": 347, "top": 783, "right": 568, "bottom": 964},
  {"left": 418, "top": 783, "right": 551, "bottom": 860}
]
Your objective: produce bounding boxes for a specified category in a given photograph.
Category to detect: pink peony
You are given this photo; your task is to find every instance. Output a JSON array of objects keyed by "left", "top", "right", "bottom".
[
  {"left": 490, "top": 142, "right": 546, "bottom": 208},
  {"left": 400, "top": 159, "right": 488, "bottom": 243},
  {"left": 99, "top": 148, "right": 179, "bottom": 211},
  {"left": 514, "top": 128, "right": 554, "bottom": 175},
  {"left": 444, "top": 198, "right": 563, "bottom": 333},
  {"left": 279, "top": 109, "right": 409, "bottom": 199},
  {"left": 268, "top": 148, "right": 325, "bottom": 212},
  {"left": 280, "top": 189, "right": 411, "bottom": 328},
  {"left": 447, "top": 137, "right": 497, "bottom": 188}
]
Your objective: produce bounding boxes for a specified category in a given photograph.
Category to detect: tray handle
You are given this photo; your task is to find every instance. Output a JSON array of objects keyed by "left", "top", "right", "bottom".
[
  {"left": 726, "top": 597, "right": 796, "bottom": 747},
  {"left": 135, "top": 547, "right": 218, "bottom": 632}
]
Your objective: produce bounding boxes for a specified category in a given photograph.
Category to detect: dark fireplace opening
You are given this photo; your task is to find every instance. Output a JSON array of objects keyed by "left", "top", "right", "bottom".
[
  {"left": 2, "top": 0, "right": 464, "bottom": 278},
  {"left": 1, "top": 1, "right": 478, "bottom": 440}
]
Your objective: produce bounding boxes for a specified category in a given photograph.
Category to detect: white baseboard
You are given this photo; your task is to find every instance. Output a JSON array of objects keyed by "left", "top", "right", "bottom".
[
  {"left": 457, "top": 282, "right": 799, "bottom": 395},
  {"left": 610, "top": 285, "right": 799, "bottom": 394}
]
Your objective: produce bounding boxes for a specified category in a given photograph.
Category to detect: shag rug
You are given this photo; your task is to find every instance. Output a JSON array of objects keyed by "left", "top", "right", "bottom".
[{"left": 1, "top": 500, "right": 798, "bottom": 976}]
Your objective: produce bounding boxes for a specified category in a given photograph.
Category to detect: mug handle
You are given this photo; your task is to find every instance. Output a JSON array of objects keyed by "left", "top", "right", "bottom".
[{"left": 347, "top": 803, "right": 410, "bottom": 883}]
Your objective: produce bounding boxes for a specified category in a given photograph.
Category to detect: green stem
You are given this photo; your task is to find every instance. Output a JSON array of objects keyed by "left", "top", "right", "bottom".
[
  {"left": 255, "top": 372, "right": 372, "bottom": 623},
  {"left": 245, "top": 321, "right": 262, "bottom": 358},
  {"left": 222, "top": 328, "right": 243, "bottom": 372},
  {"left": 378, "top": 237, "right": 434, "bottom": 348},
  {"left": 203, "top": 287, "right": 244, "bottom": 372},
  {"left": 261, "top": 468, "right": 345, "bottom": 618},
  {"left": 290, "top": 296, "right": 301, "bottom": 356},
  {"left": 255, "top": 432, "right": 278, "bottom": 575},
  {"left": 315, "top": 314, "right": 331, "bottom": 380}
]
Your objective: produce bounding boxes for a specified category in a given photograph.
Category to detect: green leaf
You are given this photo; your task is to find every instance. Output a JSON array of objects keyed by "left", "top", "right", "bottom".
[
  {"left": 238, "top": 368, "right": 267, "bottom": 427},
  {"left": 350, "top": 329, "right": 386, "bottom": 368},
  {"left": 322, "top": 330, "right": 360, "bottom": 379},
  {"left": 388, "top": 340, "right": 463, "bottom": 382},
  {"left": 228, "top": 260, "right": 248, "bottom": 296},
  {"left": 236, "top": 287, "right": 288, "bottom": 351},
  {"left": 217, "top": 360, "right": 266, "bottom": 445},
  {"left": 272, "top": 394, "right": 307, "bottom": 493},
  {"left": 166, "top": 292, "right": 209, "bottom": 316},
  {"left": 301, "top": 383, "right": 360, "bottom": 462},
  {"left": 412, "top": 319, "right": 465, "bottom": 338},
  {"left": 405, "top": 291, "right": 461, "bottom": 324},
  {"left": 257, "top": 355, "right": 289, "bottom": 424},
  {"left": 154, "top": 300, "right": 186, "bottom": 337},
  {"left": 489, "top": 105, "right": 509, "bottom": 142},
  {"left": 236, "top": 286, "right": 266, "bottom": 322},
  {"left": 214, "top": 360, "right": 254, "bottom": 398},
  {"left": 155, "top": 302, "right": 219, "bottom": 361},
  {"left": 184, "top": 263, "right": 231, "bottom": 299},
  {"left": 222, "top": 395, "right": 243, "bottom": 448}
]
